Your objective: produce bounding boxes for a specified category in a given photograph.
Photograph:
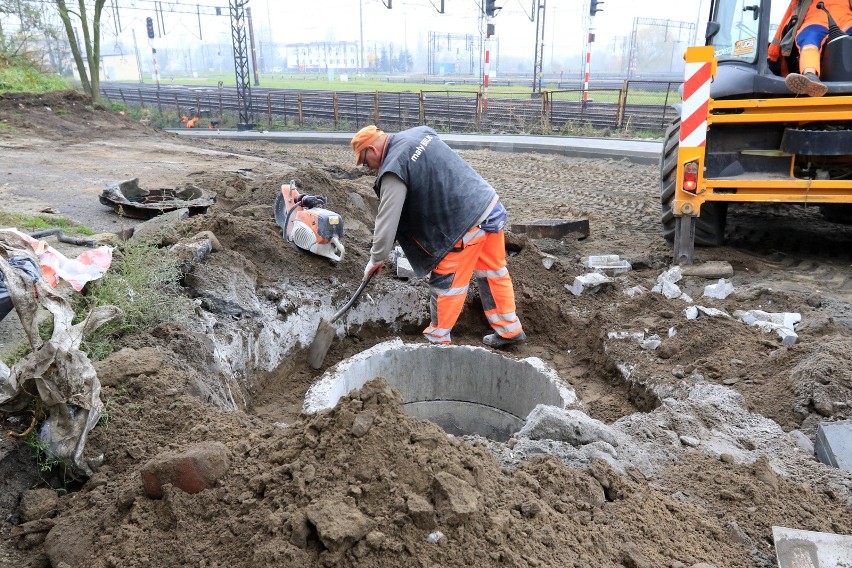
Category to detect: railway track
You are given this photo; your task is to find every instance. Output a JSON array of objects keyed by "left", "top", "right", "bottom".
[{"left": 101, "top": 82, "right": 678, "bottom": 135}]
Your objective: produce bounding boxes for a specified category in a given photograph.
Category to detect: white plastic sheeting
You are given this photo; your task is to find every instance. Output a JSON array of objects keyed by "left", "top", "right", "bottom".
[{"left": 0, "top": 230, "right": 120, "bottom": 476}]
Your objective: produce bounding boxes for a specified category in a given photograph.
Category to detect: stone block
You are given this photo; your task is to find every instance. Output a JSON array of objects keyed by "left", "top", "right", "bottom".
[
  {"left": 585, "top": 255, "right": 632, "bottom": 276},
  {"left": 305, "top": 500, "right": 373, "bottom": 553},
  {"left": 432, "top": 472, "right": 480, "bottom": 526},
  {"left": 681, "top": 261, "right": 734, "bottom": 279},
  {"left": 815, "top": 420, "right": 852, "bottom": 471},
  {"left": 141, "top": 441, "right": 230, "bottom": 499},
  {"left": 566, "top": 272, "right": 612, "bottom": 296},
  {"left": 406, "top": 493, "right": 436, "bottom": 530}
]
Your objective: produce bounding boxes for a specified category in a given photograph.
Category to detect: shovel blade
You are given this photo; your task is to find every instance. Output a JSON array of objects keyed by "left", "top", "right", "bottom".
[{"left": 307, "top": 319, "right": 337, "bottom": 369}]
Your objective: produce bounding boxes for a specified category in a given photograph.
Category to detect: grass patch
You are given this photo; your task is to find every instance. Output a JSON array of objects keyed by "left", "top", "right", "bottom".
[
  {"left": 23, "top": 428, "right": 65, "bottom": 473},
  {"left": 71, "top": 238, "right": 192, "bottom": 361},
  {"left": 0, "top": 212, "right": 93, "bottom": 236},
  {"left": 0, "top": 58, "right": 69, "bottom": 94}
]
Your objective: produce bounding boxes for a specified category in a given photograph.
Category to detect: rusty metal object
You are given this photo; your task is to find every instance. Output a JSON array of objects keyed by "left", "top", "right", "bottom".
[{"left": 99, "top": 178, "right": 216, "bottom": 220}]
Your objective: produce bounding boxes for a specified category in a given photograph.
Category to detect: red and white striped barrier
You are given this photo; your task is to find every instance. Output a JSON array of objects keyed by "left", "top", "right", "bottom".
[{"left": 679, "top": 48, "right": 714, "bottom": 147}]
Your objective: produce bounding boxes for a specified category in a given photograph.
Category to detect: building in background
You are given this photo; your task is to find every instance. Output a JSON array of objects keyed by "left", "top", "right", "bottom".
[{"left": 285, "top": 42, "right": 359, "bottom": 73}]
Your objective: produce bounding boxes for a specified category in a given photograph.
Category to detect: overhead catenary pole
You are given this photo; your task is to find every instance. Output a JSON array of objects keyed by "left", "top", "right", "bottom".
[
  {"left": 132, "top": 29, "right": 143, "bottom": 83},
  {"left": 229, "top": 0, "right": 254, "bottom": 130},
  {"left": 246, "top": 6, "right": 259, "bottom": 86},
  {"left": 483, "top": 14, "right": 493, "bottom": 110},
  {"left": 531, "top": 0, "right": 546, "bottom": 94},
  {"left": 359, "top": 0, "right": 365, "bottom": 74},
  {"left": 583, "top": 28, "right": 593, "bottom": 104}
]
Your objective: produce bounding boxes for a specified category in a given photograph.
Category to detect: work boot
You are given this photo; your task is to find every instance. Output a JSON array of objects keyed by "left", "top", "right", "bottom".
[
  {"left": 482, "top": 331, "right": 526, "bottom": 348},
  {"left": 785, "top": 72, "right": 828, "bottom": 97}
]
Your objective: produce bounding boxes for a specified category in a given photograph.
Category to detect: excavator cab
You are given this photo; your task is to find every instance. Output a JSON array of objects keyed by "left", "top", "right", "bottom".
[{"left": 661, "top": 0, "right": 852, "bottom": 264}]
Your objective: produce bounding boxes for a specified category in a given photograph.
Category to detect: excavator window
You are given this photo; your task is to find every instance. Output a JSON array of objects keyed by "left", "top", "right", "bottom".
[{"left": 709, "top": 0, "right": 763, "bottom": 63}]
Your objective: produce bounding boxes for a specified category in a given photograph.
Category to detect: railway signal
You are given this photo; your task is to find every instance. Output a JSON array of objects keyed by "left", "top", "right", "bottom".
[
  {"left": 590, "top": 0, "right": 603, "bottom": 16},
  {"left": 146, "top": 17, "right": 155, "bottom": 39}
]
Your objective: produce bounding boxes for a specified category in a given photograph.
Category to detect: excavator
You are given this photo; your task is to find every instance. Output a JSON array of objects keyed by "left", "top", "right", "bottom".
[{"left": 662, "top": 0, "right": 852, "bottom": 264}]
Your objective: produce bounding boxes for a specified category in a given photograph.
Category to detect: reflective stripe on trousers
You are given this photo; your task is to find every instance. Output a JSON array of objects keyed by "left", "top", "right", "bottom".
[{"left": 422, "top": 226, "right": 522, "bottom": 344}]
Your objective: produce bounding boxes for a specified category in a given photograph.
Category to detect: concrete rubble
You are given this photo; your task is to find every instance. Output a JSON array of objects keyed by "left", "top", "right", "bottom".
[
  {"left": 652, "top": 266, "right": 692, "bottom": 302},
  {"left": 703, "top": 278, "right": 734, "bottom": 300},
  {"left": 584, "top": 254, "right": 632, "bottom": 276},
  {"left": 734, "top": 309, "right": 802, "bottom": 346},
  {"left": 566, "top": 272, "right": 613, "bottom": 296},
  {"left": 684, "top": 305, "right": 732, "bottom": 320},
  {"left": 393, "top": 246, "right": 414, "bottom": 279}
]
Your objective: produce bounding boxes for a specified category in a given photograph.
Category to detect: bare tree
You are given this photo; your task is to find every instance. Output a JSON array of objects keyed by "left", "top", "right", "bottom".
[
  {"left": 55, "top": 0, "right": 106, "bottom": 99},
  {"left": 0, "top": 0, "right": 57, "bottom": 58}
]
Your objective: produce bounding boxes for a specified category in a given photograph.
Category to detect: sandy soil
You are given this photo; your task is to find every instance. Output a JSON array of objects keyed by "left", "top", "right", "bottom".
[{"left": 1, "top": 91, "right": 851, "bottom": 567}]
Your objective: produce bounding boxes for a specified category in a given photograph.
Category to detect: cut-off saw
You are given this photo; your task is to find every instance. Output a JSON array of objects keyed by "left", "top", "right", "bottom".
[{"left": 274, "top": 180, "right": 344, "bottom": 262}]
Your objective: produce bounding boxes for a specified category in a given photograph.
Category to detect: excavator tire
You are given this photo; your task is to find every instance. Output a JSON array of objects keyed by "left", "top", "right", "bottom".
[
  {"left": 659, "top": 119, "right": 727, "bottom": 246},
  {"left": 819, "top": 204, "right": 852, "bottom": 225}
]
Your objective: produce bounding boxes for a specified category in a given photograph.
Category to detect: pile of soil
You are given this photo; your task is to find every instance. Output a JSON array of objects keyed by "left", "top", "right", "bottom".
[{"left": 2, "top": 92, "right": 852, "bottom": 567}]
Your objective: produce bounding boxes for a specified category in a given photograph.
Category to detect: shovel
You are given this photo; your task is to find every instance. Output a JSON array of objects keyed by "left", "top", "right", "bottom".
[{"left": 307, "top": 271, "right": 375, "bottom": 369}]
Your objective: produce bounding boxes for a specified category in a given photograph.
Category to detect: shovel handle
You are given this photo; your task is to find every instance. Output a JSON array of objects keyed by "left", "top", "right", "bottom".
[{"left": 330, "top": 270, "right": 375, "bottom": 323}]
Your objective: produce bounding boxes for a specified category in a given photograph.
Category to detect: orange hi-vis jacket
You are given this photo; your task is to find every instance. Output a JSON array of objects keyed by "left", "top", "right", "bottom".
[
  {"left": 799, "top": 0, "right": 852, "bottom": 32},
  {"left": 769, "top": 0, "right": 852, "bottom": 74}
]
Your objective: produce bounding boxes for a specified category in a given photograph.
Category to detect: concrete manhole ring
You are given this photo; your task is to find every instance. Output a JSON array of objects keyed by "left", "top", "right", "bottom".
[{"left": 303, "top": 339, "right": 576, "bottom": 441}]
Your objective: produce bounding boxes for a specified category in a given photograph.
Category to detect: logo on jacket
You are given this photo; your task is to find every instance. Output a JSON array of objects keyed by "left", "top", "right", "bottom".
[{"left": 410, "top": 134, "right": 434, "bottom": 162}]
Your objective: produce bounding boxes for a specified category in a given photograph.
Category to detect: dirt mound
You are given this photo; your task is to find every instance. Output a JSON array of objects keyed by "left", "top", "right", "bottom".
[
  {"left": 0, "top": 90, "right": 152, "bottom": 141},
  {"left": 41, "top": 377, "right": 766, "bottom": 568}
]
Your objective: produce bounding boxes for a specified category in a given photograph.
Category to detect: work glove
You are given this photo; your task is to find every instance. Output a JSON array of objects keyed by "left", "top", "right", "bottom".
[{"left": 363, "top": 258, "right": 384, "bottom": 281}]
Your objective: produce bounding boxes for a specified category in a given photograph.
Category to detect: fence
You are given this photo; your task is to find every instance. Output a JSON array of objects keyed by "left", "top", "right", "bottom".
[{"left": 100, "top": 80, "right": 681, "bottom": 135}]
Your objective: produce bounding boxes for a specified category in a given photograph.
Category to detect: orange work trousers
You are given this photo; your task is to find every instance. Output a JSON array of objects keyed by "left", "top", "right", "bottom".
[{"left": 422, "top": 226, "right": 523, "bottom": 344}]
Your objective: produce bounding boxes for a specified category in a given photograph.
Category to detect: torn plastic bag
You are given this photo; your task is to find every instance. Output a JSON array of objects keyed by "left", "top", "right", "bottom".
[
  {"left": 0, "top": 255, "right": 41, "bottom": 323},
  {"left": 0, "top": 230, "right": 121, "bottom": 476}
]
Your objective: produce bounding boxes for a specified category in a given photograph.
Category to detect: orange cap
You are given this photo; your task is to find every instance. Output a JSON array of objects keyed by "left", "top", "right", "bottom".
[{"left": 351, "top": 125, "right": 383, "bottom": 165}]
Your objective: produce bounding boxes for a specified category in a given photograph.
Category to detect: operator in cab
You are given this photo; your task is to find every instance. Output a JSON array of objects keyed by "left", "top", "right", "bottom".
[{"left": 769, "top": 0, "right": 852, "bottom": 96}]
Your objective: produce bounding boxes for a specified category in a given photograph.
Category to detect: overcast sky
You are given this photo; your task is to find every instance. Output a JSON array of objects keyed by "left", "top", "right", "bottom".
[
  {"left": 105, "top": 0, "right": 707, "bottom": 61},
  {"left": 266, "top": 0, "right": 706, "bottom": 57}
]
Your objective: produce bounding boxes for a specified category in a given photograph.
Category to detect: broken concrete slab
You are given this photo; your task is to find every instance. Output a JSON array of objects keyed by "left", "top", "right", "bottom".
[
  {"left": 639, "top": 335, "right": 662, "bottom": 350},
  {"left": 539, "top": 252, "right": 558, "bottom": 270},
  {"left": 394, "top": 246, "right": 414, "bottom": 279},
  {"left": 703, "top": 278, "right": 734, "bottom": 300},
  {"left": 516, "top": 405, "right": 620, "bottom": 447},
  {"left": 734, "top": 309, "right": 801, "bottom": 346},
  {"left": 585, "top": 255, "right": 632, "bottom": 276},
  {"left": 624, "top": 285, "right": 647, "bottom": 298},
  {"left": 652, "top": 266, "right": 688, "bottom": 300},
  {"left": 607, "top": 331, "right": 645, "bottom": 341},
  {"left": 815, "top": 421, "right": 852, "bottom": 471},
  {"left": 685, "top": 305, "right": 732, "bottom": 320},
  {"left": 773, "top": 526, "right": 852, "bottom": 568},
  {"left": 510, "top": 218, "right": 590, "bottom": 240},
  {"left": 566, "top": 272, "right": 613, "bottom": 296}
]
